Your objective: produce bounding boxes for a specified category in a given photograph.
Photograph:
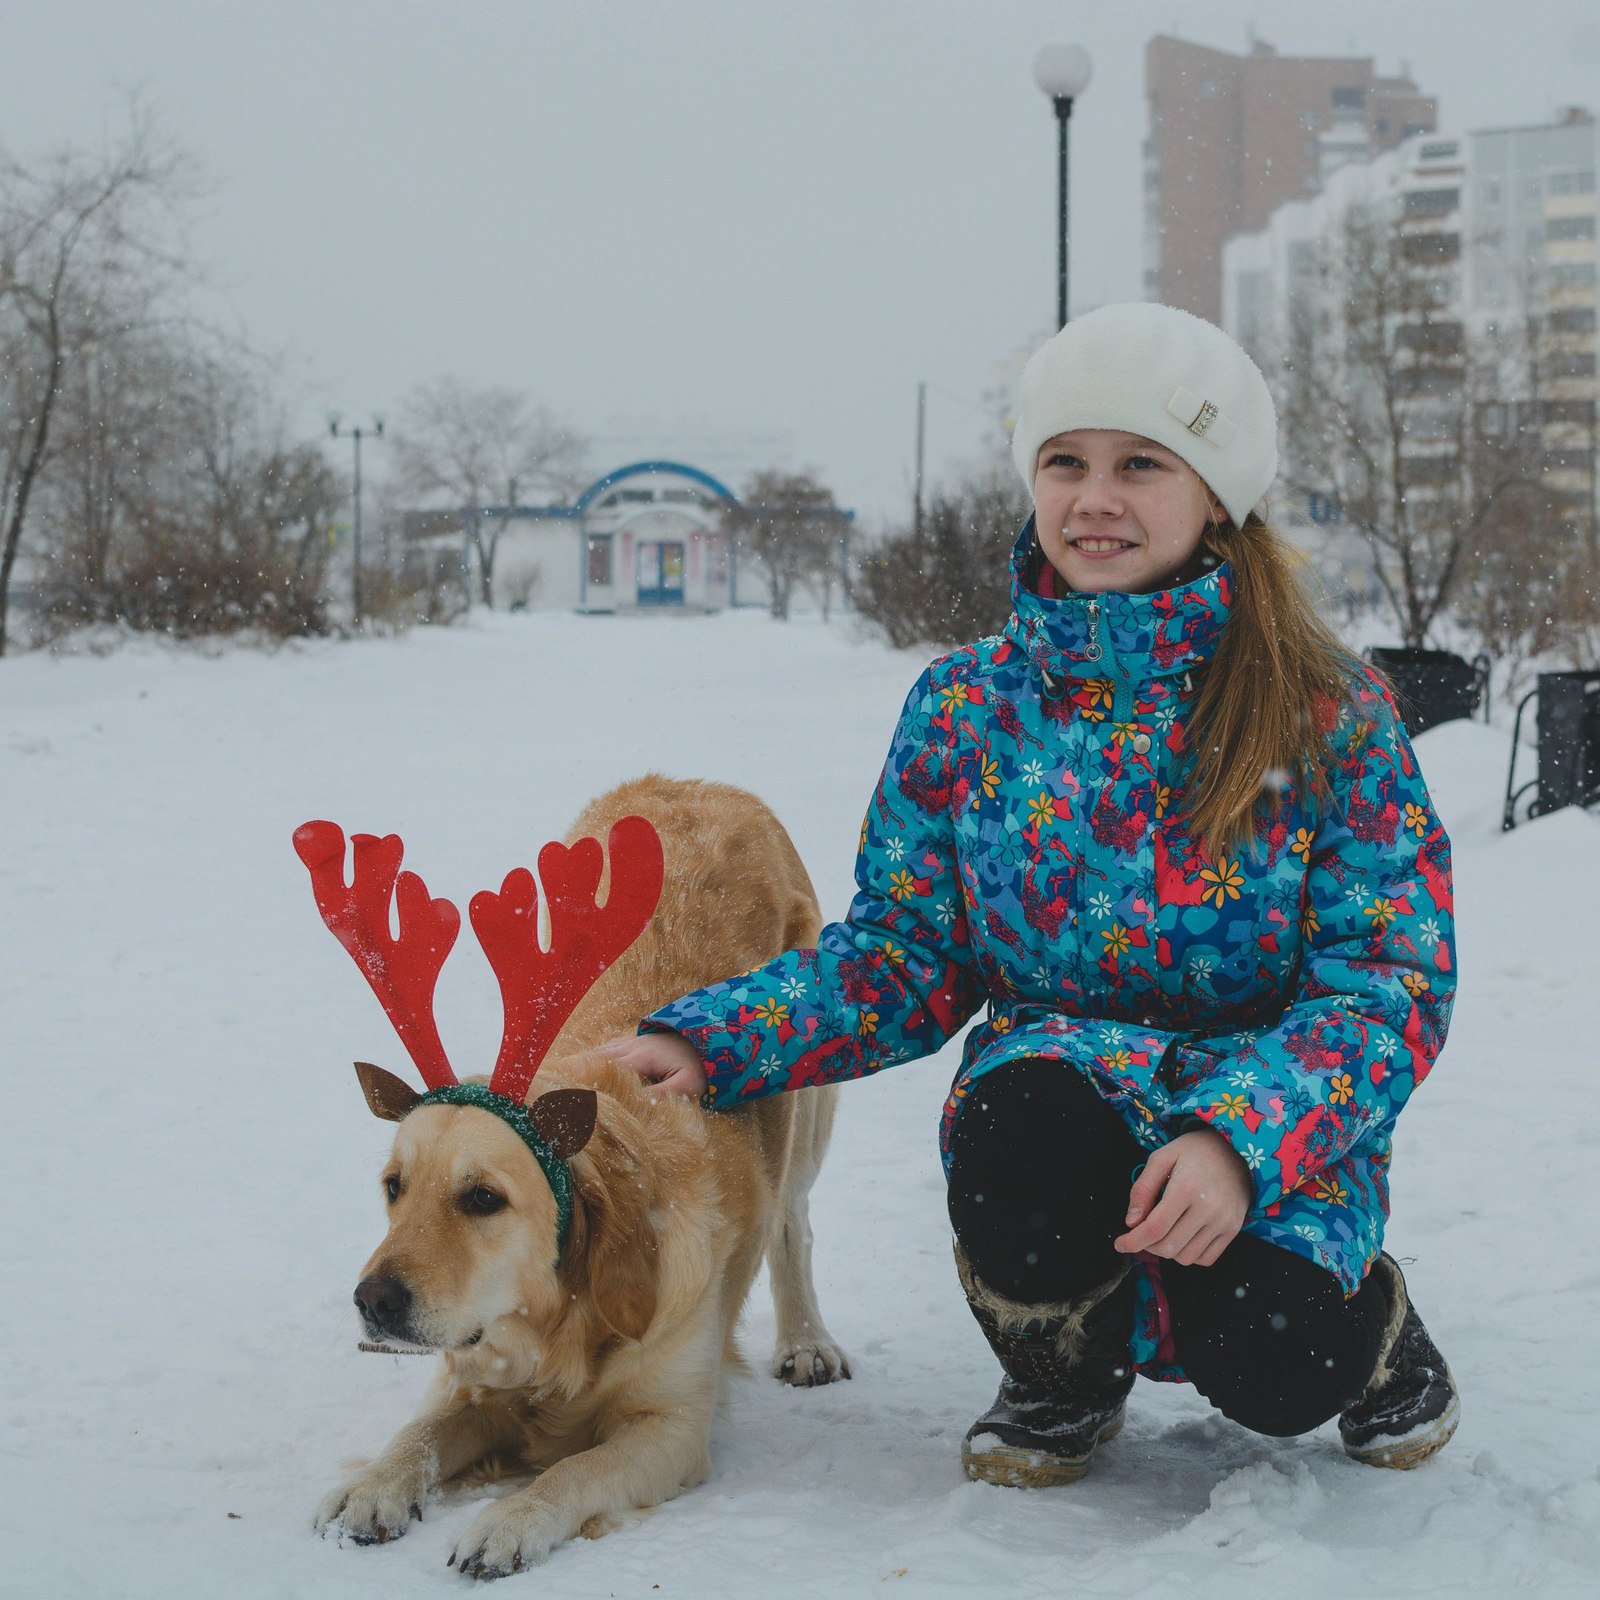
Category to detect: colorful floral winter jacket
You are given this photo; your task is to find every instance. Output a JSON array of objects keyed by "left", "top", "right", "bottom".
[{"left": 643, "top": 522, "right": 1456, "bottom": 1372}]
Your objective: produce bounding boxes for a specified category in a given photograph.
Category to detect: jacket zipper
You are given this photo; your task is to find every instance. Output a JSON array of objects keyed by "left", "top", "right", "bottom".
[{"left": 1084, "top": 597, "right": 1135, "bottom": 725}]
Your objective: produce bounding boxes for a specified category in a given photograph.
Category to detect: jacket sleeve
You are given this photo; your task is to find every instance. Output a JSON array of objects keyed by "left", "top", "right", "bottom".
[
  {"left": 640, "top": 667, "right": 987, "bottom": 1107},
  {"left": 1163, "top": 670, "right": 1456, "bottom": 1208}
]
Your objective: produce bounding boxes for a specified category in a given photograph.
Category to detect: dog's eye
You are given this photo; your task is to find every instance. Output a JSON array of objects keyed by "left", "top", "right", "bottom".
[
  {"left": 383, "top": 1175, "right": 401, "bottom": 1203},
  {"left": 461, "top": 1185, "right": 507, "bottom": 1217}
]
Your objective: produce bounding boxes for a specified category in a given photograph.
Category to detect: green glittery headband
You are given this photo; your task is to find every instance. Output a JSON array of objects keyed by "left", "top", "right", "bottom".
[{"left": 417, "top": 1083, "right": 582, "bottom": 1256}]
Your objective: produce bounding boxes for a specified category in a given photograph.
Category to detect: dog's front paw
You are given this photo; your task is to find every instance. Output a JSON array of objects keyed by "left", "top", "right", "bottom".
[
  {"left": 314, "top": 1462, "right": 427, "bottom": 1546},
  {"left": 773, "top": 1336, "right": 852, "bottom": 1387},
  {"left": 450, "top": 1497, "right": 570, "bottom": 1580}
]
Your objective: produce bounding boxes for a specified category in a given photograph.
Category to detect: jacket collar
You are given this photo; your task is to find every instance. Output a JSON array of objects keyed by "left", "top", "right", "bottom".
[{"left": 1003, "top": 518, "right": 1234, "bottom": 687}]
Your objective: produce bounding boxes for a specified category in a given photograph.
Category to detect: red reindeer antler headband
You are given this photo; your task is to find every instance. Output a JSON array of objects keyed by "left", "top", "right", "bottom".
[{"left": 293, "top": 816, "right": 665, "bottom": 1255}]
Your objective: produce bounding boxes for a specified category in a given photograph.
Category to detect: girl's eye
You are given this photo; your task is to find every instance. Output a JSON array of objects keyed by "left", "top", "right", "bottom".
[
  {"left": 1044, "top": 452, "right": 1082, "bottom": 470},
  {"left": 1126, "top": 455, "right": 1161, "bottom": 471}
]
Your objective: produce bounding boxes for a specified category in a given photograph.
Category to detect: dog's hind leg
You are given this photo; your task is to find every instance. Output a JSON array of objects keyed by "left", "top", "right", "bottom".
[{"left": 767, "top": 1085, "right": 850, "bottom": 1386}]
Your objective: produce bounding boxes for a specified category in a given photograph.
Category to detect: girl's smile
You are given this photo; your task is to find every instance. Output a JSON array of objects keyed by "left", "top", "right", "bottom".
[{"left": 1032, "top": 428, "right": 1226, "bottom": 594}]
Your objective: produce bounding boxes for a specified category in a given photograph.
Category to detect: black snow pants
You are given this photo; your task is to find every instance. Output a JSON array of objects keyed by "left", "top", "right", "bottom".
[{"left": 946, "top": 1058, "right": 1389, "bottom": 1437}]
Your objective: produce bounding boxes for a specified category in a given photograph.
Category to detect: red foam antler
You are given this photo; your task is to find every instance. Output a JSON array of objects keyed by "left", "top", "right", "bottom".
[
  {"left": 293, "top": 820, "right": 461, "bottom": 1090},
  {"left": 470, "top": 815, "right": 664, "bottom": 1105}
]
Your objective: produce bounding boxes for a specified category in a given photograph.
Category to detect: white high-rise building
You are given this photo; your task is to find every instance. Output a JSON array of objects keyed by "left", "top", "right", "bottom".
[{"left": 1222, "top": 109, "right": 1597, "bottom": 587}]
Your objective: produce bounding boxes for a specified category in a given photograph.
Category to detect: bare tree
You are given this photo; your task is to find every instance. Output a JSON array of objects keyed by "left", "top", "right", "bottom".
[
  {"left": 1276, "top": 203, "right": 1566, "bottom": 650},
  {"left": 389, "top": 377, "right": 586, "bottom": 607},
  {"left": 36, "top": 340, "right": 343, "bottom": 638},
  {"left": 0, "top": 106, "right": 195, "bottom": 654},
  {"left": 45, "top": 321, "right": 192, "bottom": 600},
  {"left": 722, "top": 469, "right": 849, "bottom": 622},
  {"left": 1449, "top": 284, "right": 1600, "bottom": 681}
]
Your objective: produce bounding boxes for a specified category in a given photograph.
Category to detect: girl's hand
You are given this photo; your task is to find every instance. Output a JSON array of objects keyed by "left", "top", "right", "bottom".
[
  {"left": 602, "top": 1032, "right": 709, "bottom": 1099},
  {"left": 1113, "top": 1127, "right": 1252, "bottom": 1267}
]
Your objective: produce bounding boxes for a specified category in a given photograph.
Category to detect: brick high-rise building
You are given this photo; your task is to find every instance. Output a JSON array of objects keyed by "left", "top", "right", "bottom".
[{"left": 1145, "top": 35, "right": 1438, "bottom": 321}]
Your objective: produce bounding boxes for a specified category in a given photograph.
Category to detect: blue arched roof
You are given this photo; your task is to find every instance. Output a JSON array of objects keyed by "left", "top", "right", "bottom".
[{"left": 572, "top": 460, "right": 740, "bottom": 514}]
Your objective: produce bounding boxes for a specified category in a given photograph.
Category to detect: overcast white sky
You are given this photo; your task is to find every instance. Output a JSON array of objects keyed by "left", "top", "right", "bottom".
[{"left": 4, "top": 0, "right": 1598, "bottom": 523}]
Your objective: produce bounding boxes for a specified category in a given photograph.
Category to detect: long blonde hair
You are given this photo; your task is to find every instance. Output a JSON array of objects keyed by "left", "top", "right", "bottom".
[{"left": 1182, "top": 513, "right": 1358, "bottom": 858}]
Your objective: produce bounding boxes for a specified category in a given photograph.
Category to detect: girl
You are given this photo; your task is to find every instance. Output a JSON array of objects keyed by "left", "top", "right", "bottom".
[{"left": 609, "top": 303, "right": 1459, "bottom": 1486}]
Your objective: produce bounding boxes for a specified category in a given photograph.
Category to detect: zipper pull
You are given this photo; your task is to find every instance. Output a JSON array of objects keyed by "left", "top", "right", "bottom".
[{"left": 1085, "top": 598, "right": 1103, "bottom": 662}]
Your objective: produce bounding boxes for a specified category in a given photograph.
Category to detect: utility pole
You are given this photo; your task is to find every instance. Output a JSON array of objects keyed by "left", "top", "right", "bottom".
[
  {"left": 329, "top": 412, "right": 384, "bottom": 624},
  {"left": 913, "top": 381, "right": 927, "bottom": 537}
]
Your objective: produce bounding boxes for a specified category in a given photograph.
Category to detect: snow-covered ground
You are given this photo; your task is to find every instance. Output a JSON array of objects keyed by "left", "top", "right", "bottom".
[{"left": 3, "top": 610, "right": 1597, "bottom": 1600}]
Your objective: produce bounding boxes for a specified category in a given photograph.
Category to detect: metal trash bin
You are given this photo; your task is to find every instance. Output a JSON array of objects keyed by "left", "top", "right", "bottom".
[
  {"left": 1502, "top": 671, "right": 1600, "bottom": 829},
  {"left": 1365, "top": 647, "right": 1490, "bottom": 737}
]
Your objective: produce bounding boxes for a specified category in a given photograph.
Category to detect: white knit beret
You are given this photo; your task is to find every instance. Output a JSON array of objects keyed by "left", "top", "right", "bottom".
[{"left": 1011, "top": 302, "right": 1279, "bottom": 527}]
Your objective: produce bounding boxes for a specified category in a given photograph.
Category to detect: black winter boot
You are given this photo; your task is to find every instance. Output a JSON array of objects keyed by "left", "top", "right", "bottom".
[
  {"left": 956, "top": 1244, "right": 1137, "bottom": 1487},
  {"left": 1339, "top": 1254, "right": 1459, "bottom": 1469}
]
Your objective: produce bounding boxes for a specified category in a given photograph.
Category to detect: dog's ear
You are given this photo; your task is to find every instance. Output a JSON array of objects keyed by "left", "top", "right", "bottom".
[
  {"left": 354, "top": 1061, "right": 421, "bottom": 1122},
  {"left": 528, "top": 1088, "right": 597, "bottom": 1158},
  {"left": 569, "top": 1125, "right": 659, "bottom": 1344}
]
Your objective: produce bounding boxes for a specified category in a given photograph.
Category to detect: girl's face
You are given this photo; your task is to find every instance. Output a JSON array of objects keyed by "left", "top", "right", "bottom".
[{"left": 1032, "top": 429, "right": 1226, "bottom": 595}]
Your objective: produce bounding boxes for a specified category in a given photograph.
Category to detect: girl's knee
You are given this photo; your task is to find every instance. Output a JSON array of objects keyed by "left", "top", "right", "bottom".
[
  {"left": 1191, "top": 1372, "right": 1355, "bottom": 1437},
  {"left": 1165, "top": 1242, "right": 1388, "bottom": 1435}
]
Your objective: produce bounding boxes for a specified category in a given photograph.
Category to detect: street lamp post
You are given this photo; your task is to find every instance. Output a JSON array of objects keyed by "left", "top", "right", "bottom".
[
  {"left": 328, "top": 412, "right": 384, "bottom": 624},
  {"left": 1033, "top": 44, "right": 1093, "bottom": 329}
]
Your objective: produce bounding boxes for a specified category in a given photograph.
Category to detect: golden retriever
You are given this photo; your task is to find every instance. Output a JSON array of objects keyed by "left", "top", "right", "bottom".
[{"left": 311, "top": 776, "right": 847, "bottom": 1577}]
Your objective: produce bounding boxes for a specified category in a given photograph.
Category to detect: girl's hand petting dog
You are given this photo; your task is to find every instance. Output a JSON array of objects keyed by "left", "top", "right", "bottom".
[
  {"left": 605, "top": 1032, "right": 710, "bottom": 1099},
  {"left": 1114, "top": 1127, "right": 1253, "bottom": 1267}
]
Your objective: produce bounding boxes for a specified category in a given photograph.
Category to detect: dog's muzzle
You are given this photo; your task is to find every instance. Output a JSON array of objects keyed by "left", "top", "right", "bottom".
[{"left": 354, "top": 1274, "right": 415, "bottom": 1341}]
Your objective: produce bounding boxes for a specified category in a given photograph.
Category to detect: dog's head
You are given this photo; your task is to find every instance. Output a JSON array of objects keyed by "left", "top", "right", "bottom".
[
  {"left": 294, "top": 816, "right": 669, "bottom": 1390},
  {"left": 351, "top": 1063, "right": 662, "bottom": 1394}
]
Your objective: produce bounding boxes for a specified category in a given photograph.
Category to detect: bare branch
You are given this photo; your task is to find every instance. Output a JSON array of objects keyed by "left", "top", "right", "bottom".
[
  {"left": 0, "top": 101, "right": 205, "bottom": 653},
  {"left": 388, "top": 376, "right": 587, "bottom": 607}
]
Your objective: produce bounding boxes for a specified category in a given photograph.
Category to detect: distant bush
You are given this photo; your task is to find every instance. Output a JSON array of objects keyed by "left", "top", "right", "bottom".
[
  {"left": 854, "top": 471, "right": 1028, "bottom": 651},
  {"left": 35, "top": 437, "right": 342, "bottom": 641},
  {"left": 360, "top": 560, "right": 470, "bottom": 630},
  {"left": 38, "top": 549, "right": 328, "bottom": 640}
]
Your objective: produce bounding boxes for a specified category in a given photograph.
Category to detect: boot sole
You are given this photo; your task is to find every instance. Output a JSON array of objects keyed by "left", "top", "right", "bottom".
[
  {"left": 1343, "top": 1391, "right": 1460, "bottom": 1470},
  {"left": 962, "top": 1411, "right": 1125, "bottom": 1488}
]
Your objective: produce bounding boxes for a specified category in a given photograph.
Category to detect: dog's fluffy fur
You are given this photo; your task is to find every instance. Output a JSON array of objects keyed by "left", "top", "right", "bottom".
[{"left": 314, "top": 776, "right": 847, "bottom": 1576}]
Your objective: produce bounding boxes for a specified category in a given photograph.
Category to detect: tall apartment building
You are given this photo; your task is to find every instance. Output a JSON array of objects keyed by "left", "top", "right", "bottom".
[
  {"left": 1145, "top": 34, "right": 1437, "bottom": 322},
  {"left": 1221, "top": 111, "right": 1598, "bottom": 573},
  {"left": 1468, "top": 115, "right": 1599, "bottom": 530}
]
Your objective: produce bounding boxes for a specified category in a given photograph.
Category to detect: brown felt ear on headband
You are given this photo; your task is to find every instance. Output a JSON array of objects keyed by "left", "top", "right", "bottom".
[
  {"left": 354, "top": 1061, "right": 423, "bottom": 1122},
  {"left": 527, "top": 1087, "right": 598, "bottom": 1159}
]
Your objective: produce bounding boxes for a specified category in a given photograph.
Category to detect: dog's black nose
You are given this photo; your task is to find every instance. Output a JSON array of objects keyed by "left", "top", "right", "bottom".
[{"left": 354, "top": 1275, "right": 412, "bottom": 1333}]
